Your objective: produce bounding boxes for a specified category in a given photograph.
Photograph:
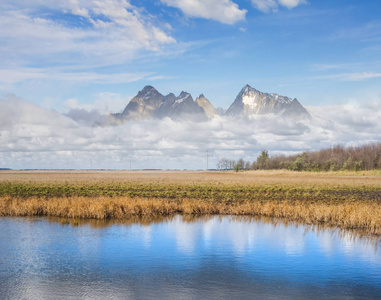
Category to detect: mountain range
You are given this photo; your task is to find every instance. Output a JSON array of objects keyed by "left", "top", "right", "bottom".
[{"left": 111, "top": 84, "right": 311, "bottom": 123}]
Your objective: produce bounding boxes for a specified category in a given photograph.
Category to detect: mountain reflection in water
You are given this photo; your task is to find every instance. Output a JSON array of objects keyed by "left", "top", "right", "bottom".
[{"left": 0, "top": 215, "right": 380, "bottom": 299}]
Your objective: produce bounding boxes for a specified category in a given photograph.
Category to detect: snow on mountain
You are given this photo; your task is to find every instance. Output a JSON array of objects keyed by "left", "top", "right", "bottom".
[
  {"left": 226, "top": 84, "right": 310, "bottom": 120},
  {"left": 174, "top": 92, "right": 190, "bottom": 105},
  {"left": 112, "top": 84, "right": 311, "bottom": 123},
  {"left": 114, "top": 87, "right": 208, "bottom": 122},
  {"left": 160, "top": 91, "right": 208, "bottom": 122}
]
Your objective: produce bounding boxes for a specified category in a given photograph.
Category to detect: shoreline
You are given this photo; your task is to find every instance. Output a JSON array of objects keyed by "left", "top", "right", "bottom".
[
  {"left": 1, "top": 195, "right": 381, "bottom": 236},
  {"left": 1, "top": 170, "right": 380, "bottom": 236}
]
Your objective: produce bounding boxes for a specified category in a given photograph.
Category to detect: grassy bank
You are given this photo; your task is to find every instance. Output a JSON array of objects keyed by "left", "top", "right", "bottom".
[
  {"left": 1, "top": 196, "right": 381, "bottom": 235},
  {"left": 0, "top": 170, "right": 380, "bottom": 235}
]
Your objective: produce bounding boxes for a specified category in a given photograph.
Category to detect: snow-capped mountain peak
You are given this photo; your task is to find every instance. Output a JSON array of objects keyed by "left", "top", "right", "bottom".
[
  {"left": 113, "top": 84, "right": 311, "bottom": 123},
  {"left": 226, "top": 84, "right": 310, "bottom": 120},
  {"left": 175, "top": 92, "right": 191, "bottom": 105}
]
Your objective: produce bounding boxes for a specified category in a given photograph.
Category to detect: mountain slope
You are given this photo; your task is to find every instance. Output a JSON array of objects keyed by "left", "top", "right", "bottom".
[
  {"left": 120, "top": 85, "right": 165, "bottom": 120},
  {"left": 281, "top": 98, "right": 311, "bottom": 120},
  {"left": 160, "top": 92, "right": 208, "bottom": 122},
  {"left": 113, "top": 84, "right": 311, "bottom": 123},
  {"left": 226, "top": 84, "right": 310, "bottom": 120},
  {"left": 115, "top": 86, "right": 209, "bottom": 122},
  {"left": 195, "top": 94, "right": 218, "bottom": 119}
]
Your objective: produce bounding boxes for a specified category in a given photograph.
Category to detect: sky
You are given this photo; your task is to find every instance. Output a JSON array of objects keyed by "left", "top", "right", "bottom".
[{"left": 1, "top": 0, "right": 381, "bottom": 170}]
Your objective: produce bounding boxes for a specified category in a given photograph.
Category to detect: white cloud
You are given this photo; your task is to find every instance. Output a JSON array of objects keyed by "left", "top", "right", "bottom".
[
  {"left": 251, "top": 0, "right": 277, "bottom": 13},
  {"left": 68, "top": 0, "right": 90, "bottom": 18},
  {"left": 314, "top": 72, "right": 381, "bottom": 82},
  {"left": 1, "top": 95, "right": 381, "bottom": 170},
  {"left": 310, "top": 63, "right": 355, "bottom": 72},
  {"left": 0, "top": 0, "right": 175, "bottom": 69},
  {"left": 251, "top": 0, "right": 306, "bottom": 13},
  {"left": 0, "top": 67, "right": 152, "bottom": 87},
  {"left": 63, "top": 92, "right": 131, "bottom": 124},
  {"left": 278, "top": 0, "right": 307, "bottom": 9},
  {"left": 160, "top": 0, "right": 246, "bottom": 24},
  {"left": 0, "top": 95, "right": 76, "bottom": 129},
  {"left": 342, "top": 72, "right": 381, "bottom": 81}
]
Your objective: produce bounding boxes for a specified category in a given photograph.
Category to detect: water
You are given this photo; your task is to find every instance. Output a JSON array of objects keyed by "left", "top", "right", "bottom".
[{"left": 0, "top": 216, "right": 380, "bottom": 299}]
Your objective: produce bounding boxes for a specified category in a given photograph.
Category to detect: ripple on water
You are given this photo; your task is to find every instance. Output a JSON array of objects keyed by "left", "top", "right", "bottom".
[{"left": 0, "top": 216, "right": 380, "bottom": 299}]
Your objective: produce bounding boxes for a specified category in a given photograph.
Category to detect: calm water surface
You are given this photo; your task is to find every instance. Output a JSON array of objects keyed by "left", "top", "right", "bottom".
[{"left": 0, "top": 216, "right": 380, "bottom": 299}]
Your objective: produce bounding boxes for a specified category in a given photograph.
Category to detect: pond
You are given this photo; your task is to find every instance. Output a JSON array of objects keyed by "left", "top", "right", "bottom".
[{"left": 0, "top": 216, "right": 380, "bottom": 299}]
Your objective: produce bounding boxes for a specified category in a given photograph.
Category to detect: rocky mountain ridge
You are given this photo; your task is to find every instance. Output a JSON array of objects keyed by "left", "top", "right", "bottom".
[
  {"left": 112, "top": 84, "right": 311, "bottom": 123},
  {"left": 226, "top": 84, "right": 311, "bottom": 120}
]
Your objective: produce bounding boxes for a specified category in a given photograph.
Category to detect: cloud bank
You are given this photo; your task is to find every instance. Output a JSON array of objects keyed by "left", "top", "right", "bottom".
[
  {"left": 0, "top": 0, "right": 175, "bottom": 70},
  {"left": 1, "top": 95, "right": 380, "bottom": 170}
]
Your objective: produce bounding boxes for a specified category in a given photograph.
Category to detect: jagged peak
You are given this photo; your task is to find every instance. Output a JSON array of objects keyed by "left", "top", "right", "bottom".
[
  {"left": 166, "top": 92, "right": 175, "bottom": 98},
  {"left": 240, "top": 84, "right": 259, "bottom": 95},
  {"left": 138, "top": 85, "right": 157, "bottom": 96},
  {"left": 117, "top": 84, "right": 310, "bottom": 122},
  {"left": 289, "top": 98, "right": 304, "bottom": 108},
  {"left": 239, "top": 85, "right": 293, "bottom": 104},
  {"left": 178, "top": 91, "right": 191, "bottom": 98},
  {"left": 173, "top": 91, "right": 193, "bottom": 105}
]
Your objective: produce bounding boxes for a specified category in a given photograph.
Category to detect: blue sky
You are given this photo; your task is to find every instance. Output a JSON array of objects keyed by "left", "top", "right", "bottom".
[
  {"left": 1, "top": 0, "right": 381, "bottom": 169},
  {"left": 1, "top": 0, "right": 381, "bottom": 111}
]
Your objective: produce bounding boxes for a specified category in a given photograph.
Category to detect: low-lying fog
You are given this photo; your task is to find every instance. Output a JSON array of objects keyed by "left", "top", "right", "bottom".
[{"left": 1, "top": 94, "right": 380, "bottom": 170}]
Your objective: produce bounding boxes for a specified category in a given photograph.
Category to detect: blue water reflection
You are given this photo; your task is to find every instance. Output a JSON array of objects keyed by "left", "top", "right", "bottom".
[{"left": 0, "top": 216, "right": 380, "bottom": 299}]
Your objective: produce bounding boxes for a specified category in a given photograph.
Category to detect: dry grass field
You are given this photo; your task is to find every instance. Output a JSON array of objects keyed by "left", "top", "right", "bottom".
[
  {"left": 1, "top": 169, "right": 381, "bottom": 186},
  {"left": 1, "top": 170, "right": 380, "bottom": 235}
]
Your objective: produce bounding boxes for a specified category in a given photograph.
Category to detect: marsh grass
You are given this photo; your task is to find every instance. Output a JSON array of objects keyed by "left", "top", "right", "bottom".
[
  {"left": 0, "top": 170, "right": 380, "bottom": 235},
  {"left": 1, "top": 195, "right": 381, "bottom": 235}
]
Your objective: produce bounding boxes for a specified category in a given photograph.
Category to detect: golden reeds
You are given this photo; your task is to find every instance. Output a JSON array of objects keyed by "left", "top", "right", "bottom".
[
  {"left": 1, "top": 170, "right": 381, "bottom": 235},
  {"left": 1, "top": 195, "right": 381, "bottom": 235}
]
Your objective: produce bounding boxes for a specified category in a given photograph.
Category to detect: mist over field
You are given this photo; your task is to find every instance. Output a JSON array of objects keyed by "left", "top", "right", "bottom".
[{"left": 1, "top": 94, "right": 381, "bottom": 170}]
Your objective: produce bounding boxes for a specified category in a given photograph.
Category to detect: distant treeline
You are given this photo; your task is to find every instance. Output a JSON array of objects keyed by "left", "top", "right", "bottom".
[{"left": 219, "top": 143, "right": 381, "bottom": 172}]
